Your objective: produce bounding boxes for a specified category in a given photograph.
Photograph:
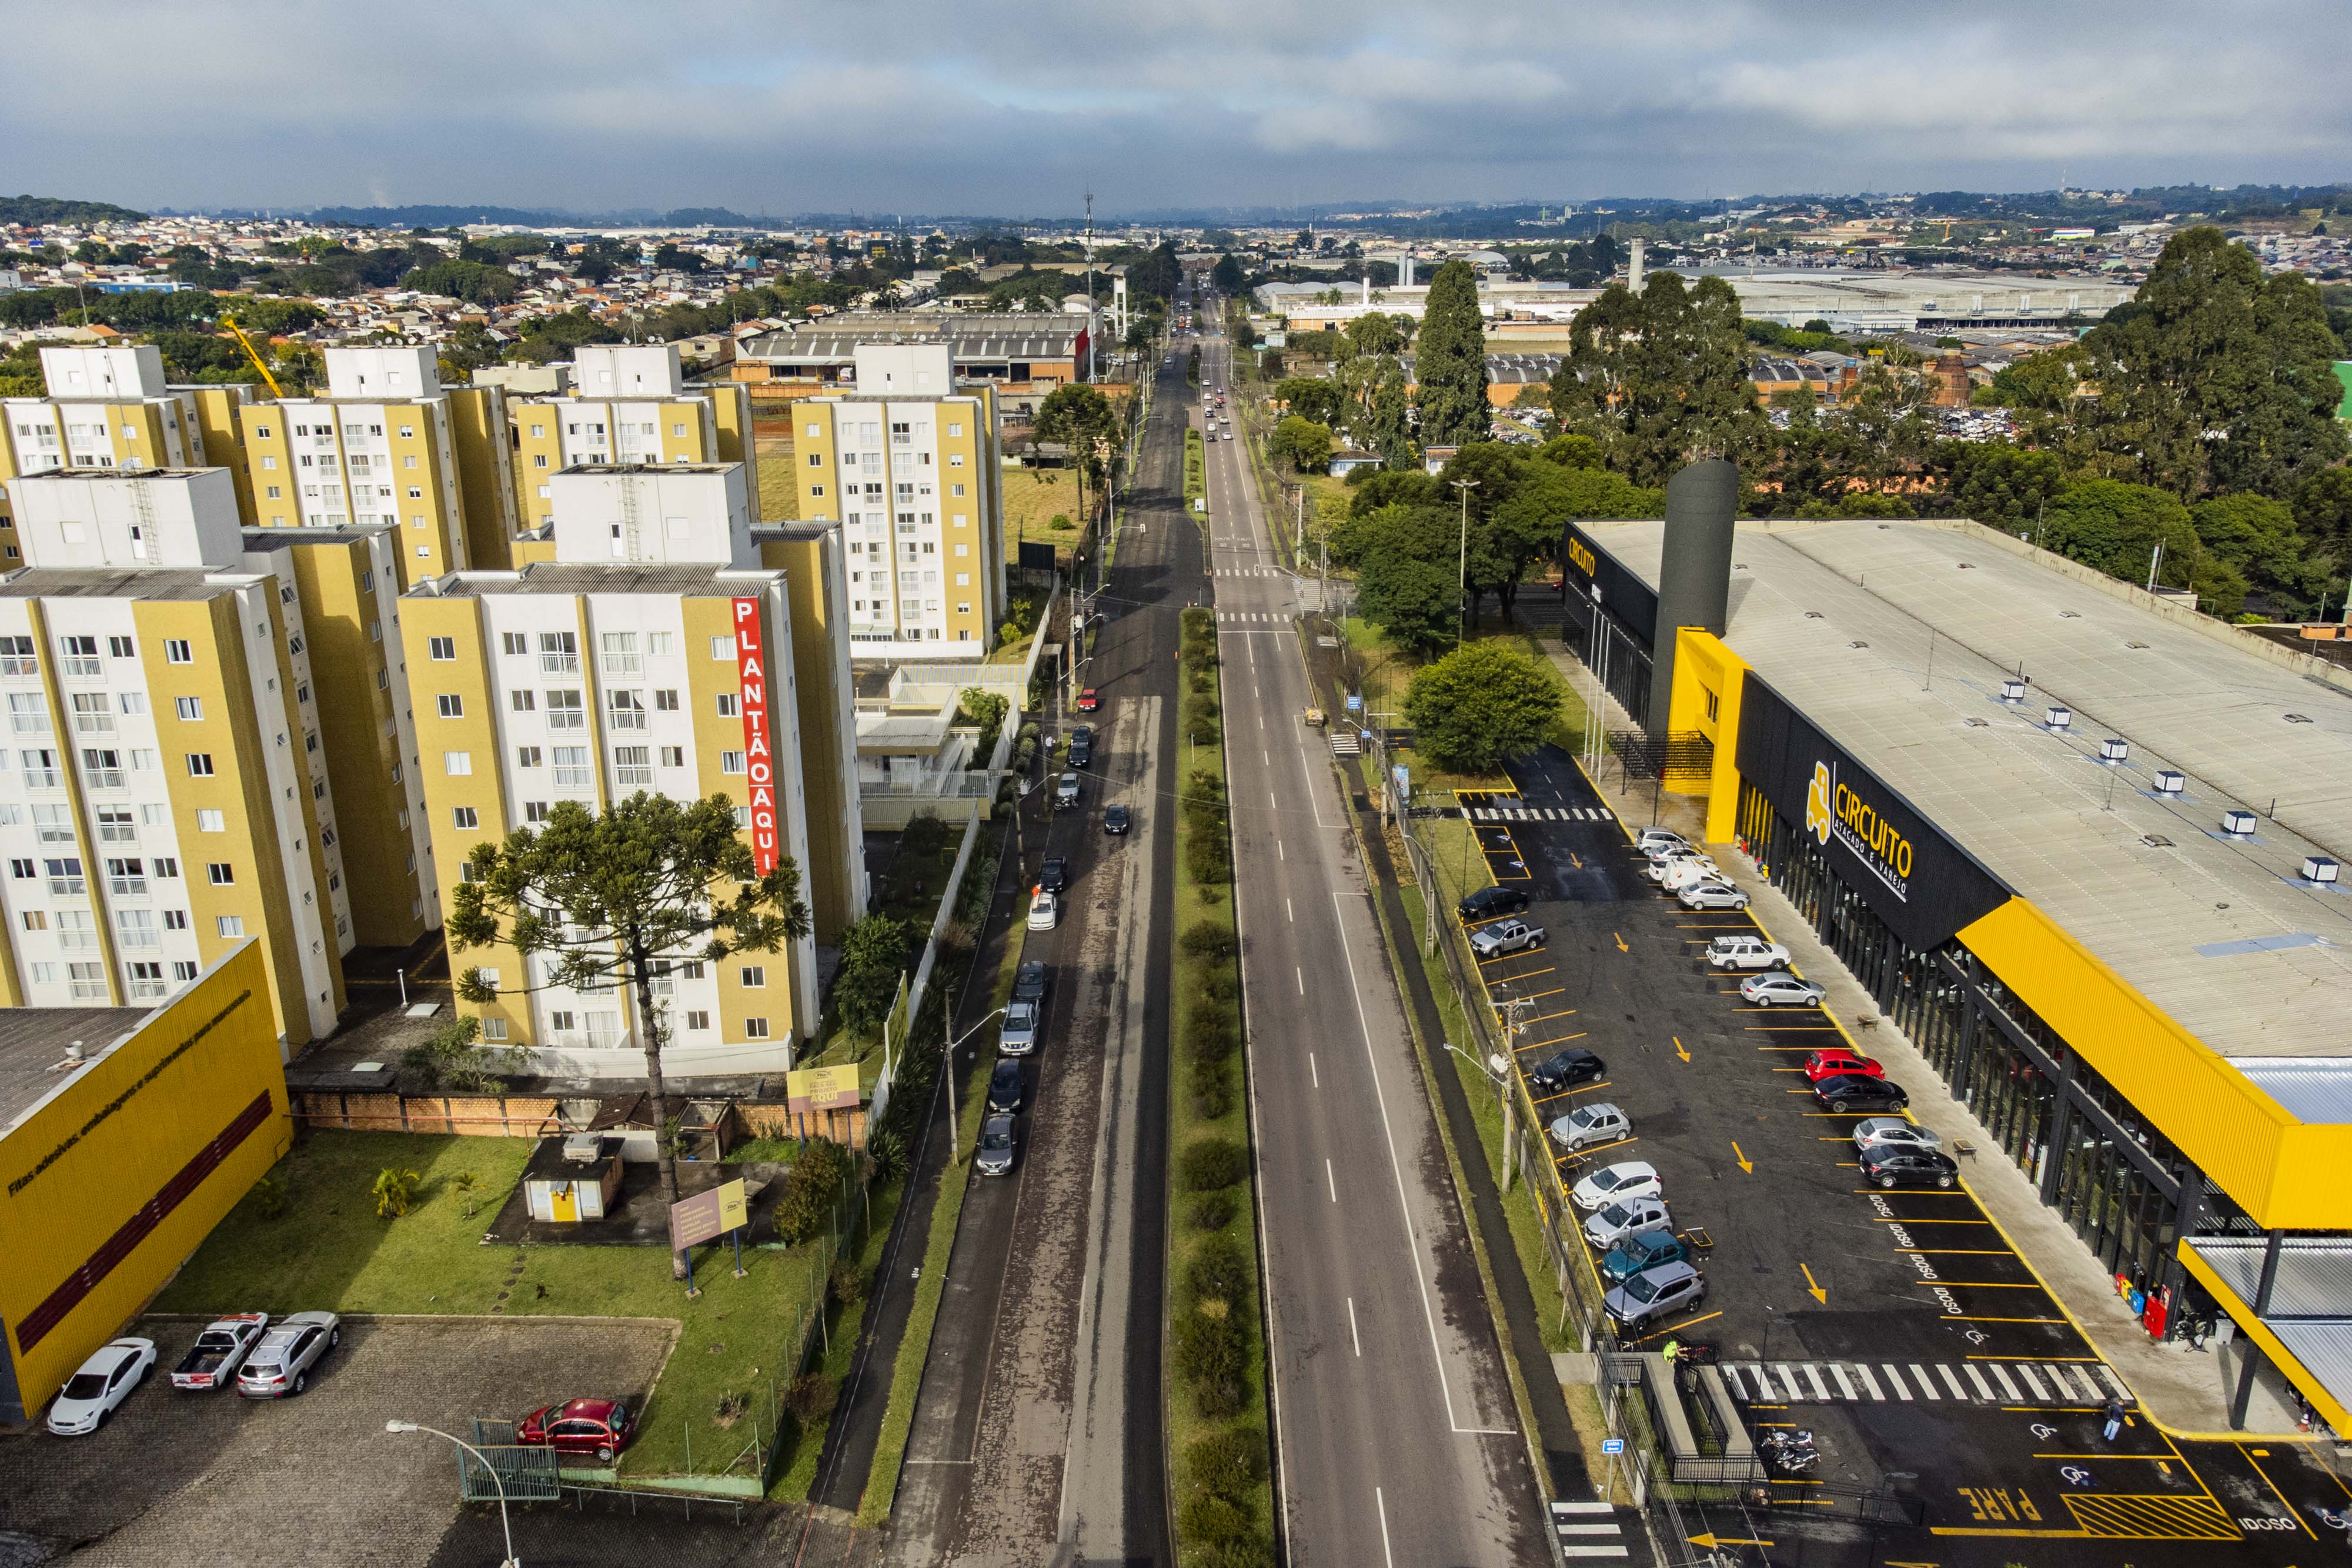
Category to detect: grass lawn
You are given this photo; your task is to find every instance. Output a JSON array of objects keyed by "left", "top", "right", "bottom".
[
  {"left": 156, "top": 1130, "right": 838, "bottom": 1485},
  {"left": 754, "top": 430, "right": 799, "bottom": 522},
  {"left": 1000, "top": 466, "right": 1083, "bottom": 561}
]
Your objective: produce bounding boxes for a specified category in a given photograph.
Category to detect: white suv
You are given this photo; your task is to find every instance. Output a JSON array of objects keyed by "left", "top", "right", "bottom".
[{"left": 1707, "top": 934, "right": 1790, "bottom": 971}]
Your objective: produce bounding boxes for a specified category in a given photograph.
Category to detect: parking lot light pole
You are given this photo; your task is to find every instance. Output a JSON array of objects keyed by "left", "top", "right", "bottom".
[
  {"left": 944, "top": 1007, "right": 1007, "bottom": 1164},
  {"left": 1444, "top": 1039, "right": 1518, "bottom": 1190},
  {"left": 386, "top": 1419, "right": 518, "bottom": 1568}
]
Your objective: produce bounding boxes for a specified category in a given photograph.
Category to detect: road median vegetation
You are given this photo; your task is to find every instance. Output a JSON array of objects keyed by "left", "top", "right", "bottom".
[{"left": 1167, "top": 604, "right": 1274, "bottom": 1568}]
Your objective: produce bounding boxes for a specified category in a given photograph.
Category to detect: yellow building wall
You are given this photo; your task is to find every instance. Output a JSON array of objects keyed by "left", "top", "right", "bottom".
[
  {"left": 1665, "top": 628, "right": 1751, "bottom": 843},
  {"left": 447, "top": 385, "right": 518, "bottom": 573},
  {"left": 709, "top": 383, "right": 756, "bottom": 497},
  {"left": 278, "top": 537, "right": 428, "bottom": 948},
  {"left": 235, "top": 404, "right": 298, "bottom": 527},
  {"left": 756, "top": 531, "right": 864, "bottom": 945},
  {"left": 136, "top": 593, "right": 329, "bottom": 1048},
  {"left": 509, "top": 406, "right": 566, "bottom": 532},
  {"left": 189, "top": 387, "right": 258, "bottom": 523},
  {"left": 387, "top": 410, "right": 463, "bottom": 586},
  {"left": 0, "top": 941, "right": 290, "bottom": 1423},
  {"left": 794, "top": 402, "right": 836, "bottom": 520}
]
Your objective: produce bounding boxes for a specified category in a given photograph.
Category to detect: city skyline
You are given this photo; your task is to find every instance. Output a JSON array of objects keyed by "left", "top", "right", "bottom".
[{"left": 5, "top": 0, "right": 2346, "bottom": 216}]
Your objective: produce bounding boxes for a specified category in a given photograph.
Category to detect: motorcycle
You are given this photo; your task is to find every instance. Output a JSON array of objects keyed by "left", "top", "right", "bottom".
[{"left": 1758, "top": 1429, "right": 1820, "bottom": 1476}]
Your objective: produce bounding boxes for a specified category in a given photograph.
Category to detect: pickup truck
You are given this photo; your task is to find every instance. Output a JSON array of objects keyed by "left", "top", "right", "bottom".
[
  {"left": 1468, "top": 918, "right": 1545, "bottom": 958},
  {"left": 1706, "top": 934, "right": 1791, "bottom": 971},
  {"left": 171, "top": 1313, "right": 268, "bottom": 1390}
]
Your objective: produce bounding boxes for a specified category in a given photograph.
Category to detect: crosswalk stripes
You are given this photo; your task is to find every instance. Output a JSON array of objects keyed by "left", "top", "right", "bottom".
[
  {"left": 1721, "top": 1359, "right": 2131, "bottom": 1408},
  {"left": 1464, "top": 805, "right": 1622, "bottom": 824},
  {"left": 1548, "top": 1500, "right": 1630, "bottom": 1560},
  {"left": 1330, "top": 731, "right": 1360, "bottom": 757}
]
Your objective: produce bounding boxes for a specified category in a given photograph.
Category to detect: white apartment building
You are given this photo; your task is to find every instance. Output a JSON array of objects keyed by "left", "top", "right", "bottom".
[
  {"left": 506, "top": 344, "right": 758, "bottom": 534},
  {"left": 792, "top": 344, "right": 1005, "bottom": 657}
]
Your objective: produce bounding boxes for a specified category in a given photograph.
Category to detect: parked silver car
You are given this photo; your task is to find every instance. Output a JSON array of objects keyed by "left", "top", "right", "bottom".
[
  {"left": 235, "top": 1311, "right": 340, "bottom": 1399},
  {"left": 1548, "top": 1102, "right": 1632, "bottom": 1152}
]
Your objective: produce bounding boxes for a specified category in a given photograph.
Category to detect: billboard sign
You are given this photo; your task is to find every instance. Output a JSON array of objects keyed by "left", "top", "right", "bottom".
[
  {"left": 786, "top": 1065, "right": 863, "bottom": 1115},
  {"left": 731, "top": 597, "right": 778, "bottom": 874},
  {"left": 667, "top": 1178, "right": 749, "bottom": 1252}
]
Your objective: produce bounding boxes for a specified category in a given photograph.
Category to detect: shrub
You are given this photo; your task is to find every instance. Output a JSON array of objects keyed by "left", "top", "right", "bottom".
[
  {"left": 1197, "top": 1537, "right": 1276, "bottom": 1568},
  {"left": 372, "top": 1166, "right": 422, "bottom": 1219},
  {"left": 1188, "top": 1189, "right": 1239, "bottom": 1231},
  {"left": 784, "top": 1372, "right": 836, "bottom": 1425},
  {"left": 1186, "top": 1429, "right": 1264, "bottom": 1502},
  {"left": 866, "top": 1121, "right": 910, "bottom": 1181},
  {"left": 900, "top": 810, "right": 953, "bottom": 857},
  {"left": 774, "top": 1138, "right": 856, "bottom": 1243},
  {"left": 1189, "top": 1000, "right": 1240, "bottom": 1061},
  {"left": 1198, "top": 968, "right": 1239, "bottom": 1004},
  {"left": 1181, "top": 1137, "right": 1248, "bottom": 1192},
  {"left": 1187, "top": 1231, "right": 1250, "bottom": 1306},
  {"left": 1185, "top": 831, "right": 1232, "bottom": 885},
  {"left": 1176, "top": 1301, "right": 1246, "bottom": 1418},
  {"left": 1178, "top": 1494, "right": 1252, "bottom": 1544},
  {"left": 714, "top": 1389, "right": 751, "bottom": 1428},
  {"left": 829, "top": 1259, "right": 865, "bottom": 1305},
  {"left": 1191, "top": 1058, "right": 1233, "bottom": 1120},
  {"left": 1179, "top": 915, "right": 1237, "bottom": 962}
]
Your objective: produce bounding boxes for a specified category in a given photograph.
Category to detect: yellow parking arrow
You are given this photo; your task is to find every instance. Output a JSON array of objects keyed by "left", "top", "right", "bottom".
[
  {"left": 1801, "top": 1263, "right": 1828, "bottom": 1305},
  {"left": 1673, "top": 1036, "right": 1690, "bottom": 1063},
  {"left": 1733, "top": 1141, "right": 1753, "bottom": 1174},
  {"left": 1688, "top": 1535, "right": 1776, "bottom": 1550},
  {"left": 1613, "top": 931, "right": 1630, "bottom": 954}
]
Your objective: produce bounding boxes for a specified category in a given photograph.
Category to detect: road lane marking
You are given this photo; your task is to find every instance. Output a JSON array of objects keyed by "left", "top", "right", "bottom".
[
  {"left": 1297, "top": 967, "right": 1304, "bottom": 995},
  {"left": 1287, "top": 898, "right": 1293, "bottom": 922},
  {"left": 1328, "top": 1159, "right": 1337, "bottom": 1202},
  {"left": 1375, "top": 1486, "right": 1395, "bottom": 1568},
  {"left": 1913, "top": 1363, "right": 1940, "bottom": 1400},
  {"left": 1348, "top": 1295, "right": 1362, "bottom": 1356},
  {"left": 1309, "top": 1053, "right": 1318, "bottom": 1088}
]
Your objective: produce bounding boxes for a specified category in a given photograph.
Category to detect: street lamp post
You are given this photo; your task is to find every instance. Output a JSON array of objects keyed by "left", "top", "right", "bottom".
[
  {"left": 943, "top": 1006, "right": 1008, "bottom": 1164},
  {"left": 1451, "top": 478, "right": 1481, "bottom": 643},
  {"left": 386, "top": 1419, "right": 519, "bottom": 1568}
]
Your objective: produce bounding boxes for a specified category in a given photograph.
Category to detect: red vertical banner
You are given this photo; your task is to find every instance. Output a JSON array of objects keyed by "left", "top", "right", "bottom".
[{"left": 733, "top": 597, "right": 778, "bottom": 873}]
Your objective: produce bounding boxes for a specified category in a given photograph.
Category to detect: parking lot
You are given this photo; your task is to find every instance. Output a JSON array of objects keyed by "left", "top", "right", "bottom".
[
  {"left": 1461, "top": 747, "right": 2352, "bottom": 1563},
  {"left": 0, "top": 1316, "right": 673, "bottom": 1567}
]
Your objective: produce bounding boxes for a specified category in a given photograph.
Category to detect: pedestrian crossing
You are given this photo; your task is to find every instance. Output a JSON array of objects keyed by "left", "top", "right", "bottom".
[
  {"left": 1548, "top": 1500, "right": 1631, "bottom": 1560},
  {"left": 1468, "top": 805, "right": 1614, "bottom": 823},
  {"left": 1210, "top": 567, "right": 1285, "bottom": 577},
  {"left": 1719, "top": 1358, "right": 2133, "bottom": 1408},
  {"left": 1212, "top": 611, "right": 1291, "bottom": 624},
  {"left": 1330, "top": 730, "right": 1361, "bottom": 757}
]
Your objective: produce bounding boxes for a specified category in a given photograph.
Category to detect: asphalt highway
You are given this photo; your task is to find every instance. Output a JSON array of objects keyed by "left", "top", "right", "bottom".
[{"left": 1196, "top": 319, "right": 1546, "bottom": 1568}]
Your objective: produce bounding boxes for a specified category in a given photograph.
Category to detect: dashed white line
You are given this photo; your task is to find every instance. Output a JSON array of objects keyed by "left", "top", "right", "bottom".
[
  {"left": 1375, "top": 1486, "right": 1395, "bottom": 1568},
  {"left": 1348, "top": 1295, "right": 1362, "bottom": 1356},
  {"left": 1327, "top": 1159, "right": 1338, "bottom": 1203},
  {"left": 1296, "top": 967, "right": 1304, "bottom": 995},
  {"left": 1287, "top": 897, "right": 1294, "bottom": 922},
  {"left": 1309, "top": 1052, "right": 1318, "bottom": 1088}
]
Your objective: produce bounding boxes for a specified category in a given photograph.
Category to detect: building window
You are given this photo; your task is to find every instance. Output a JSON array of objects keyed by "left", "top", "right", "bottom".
[
  {"left": 552, "top": 746, "right": 592, "bottom": 790},
  {"left": 429, "top": 636, "right": 456, "bottom": 661},
  {"left": 539, "top": 631, "right": 579, "bottom": 674},
  {"left": 196, "top": 808, "right": 225, "bottom": 833},
  {"left": 175, "top": 696, "right": 203, "bottom": 720},
  {"left": 546, "top": 689, "right": 584, "bottom": 730},
  {"left": 720, "top": 751, "right": 746, "bottom": 774},
  {"left": 452, "top": 806, "right": 479, "bottom": 829},
  {"left": 739, "top": 965, "right": 766, "bottom": 988},
  {"left": 436, "top": 694, "right": 464, "bottom": 718},
  {"left": 516, "top": 746, "right": 542, "bottom": 768},
  {"left": 481, "top": 1018, "right": 508, "bottom": 1041},
  {"left": 502, "top": 632, "right": 529, "bottom": 655},
  {"left": 510, "top": 690, "right": 536, "bottom": 713},
  {"left": 206, "top": 862, "right": 234, "bottom": 885},
  {"left": 216, "top": 915, "right": 244, "bottom": 937},
  {"left": 660, "top": 745, "right": 684, "bottom": 767},
  {"left": 714, "top": 693, "right": 738, "bottom": 717},
  {"left": 709, "top": 636, "right": 736, "bottom": 661},
  {"left": 744, "top": 1017, "right": 769, "bottom": 1039},
  {"left": 185, "top": 752, "right": 214, "bottom": 776},
  {"left": 524, "top": 800, "right": 550, "bottom": 823},
  {"left": 163, "top": 909, "right": 188, "bottom": 930},
  {"left": 685, "top": 1010, "right": 710, "bottom": 1031},
  {"left": 443, "top": 751, "right": 472, "bottom": 775},
  {"left": 613, "top": 745, "right": 652, "bottom": 786},
  {"left": 153, "top": 857, "right": 178, "bottom": 878}
]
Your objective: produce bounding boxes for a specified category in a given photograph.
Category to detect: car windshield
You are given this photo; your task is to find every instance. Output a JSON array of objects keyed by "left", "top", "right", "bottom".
[
  {"left": 64, "top": 1372, "right": 108, "bottom": 1400},
  {"left": 1622, "top": 1274, "right": 1663, "bottom": 1303},
  {"left": 195, "top": 1332, "right": 235, "bottom": 1350},
  {"left": 982, "top": 1126, "right": 1010, "bottom": 1151},
  {"left": 1598, "top": 1202, "right": 1639, "bottom": 1228}
]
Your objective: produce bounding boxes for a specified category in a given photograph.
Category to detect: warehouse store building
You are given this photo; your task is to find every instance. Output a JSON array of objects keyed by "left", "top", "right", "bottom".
[
  {"left": 0, "top": 941, "right": 288, "bottom": 1424},
  {"left": 1562, "top": 502, "right": 2352, "bottom": 1430}
]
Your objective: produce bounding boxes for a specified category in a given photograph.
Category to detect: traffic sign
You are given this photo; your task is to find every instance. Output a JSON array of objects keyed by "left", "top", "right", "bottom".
[
  {"left": 1345, "top": 694, "right": 1363, "bottom": 713},
  {"left": 1601, "top": 1437, "right": 1625, "bottom": 1455}
]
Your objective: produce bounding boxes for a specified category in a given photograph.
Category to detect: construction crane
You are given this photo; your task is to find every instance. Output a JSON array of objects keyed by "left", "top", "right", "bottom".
[{"left": 220, "top": 313, "right": 284, "bottom": 399}]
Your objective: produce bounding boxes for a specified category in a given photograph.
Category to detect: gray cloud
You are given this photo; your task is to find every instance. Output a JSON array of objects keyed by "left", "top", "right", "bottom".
[{"left": 3, "top": 0, "right": 2345, "bottom": 216}]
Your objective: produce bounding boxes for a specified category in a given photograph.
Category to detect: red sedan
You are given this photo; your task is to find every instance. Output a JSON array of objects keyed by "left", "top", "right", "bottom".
[
  {"left": 1077, "top": 687, "right": 1101, "bottom": 711},
  {"left": 519, "top": 1398, "right": 637, "bottom": 1462},
  {"left": 1804, "top": 1047, "right": 1885, "bottom": 1082}
]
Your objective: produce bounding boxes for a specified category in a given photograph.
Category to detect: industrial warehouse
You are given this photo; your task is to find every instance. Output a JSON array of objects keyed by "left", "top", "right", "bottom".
[{"left": 1562, "top": 494, "right": 2352, "bottom": 1433}]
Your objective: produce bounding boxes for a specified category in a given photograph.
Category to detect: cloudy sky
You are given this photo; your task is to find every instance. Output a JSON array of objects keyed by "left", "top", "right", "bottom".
[{"left": 5, "top": 0, "right": 2344, "bottom": 217}]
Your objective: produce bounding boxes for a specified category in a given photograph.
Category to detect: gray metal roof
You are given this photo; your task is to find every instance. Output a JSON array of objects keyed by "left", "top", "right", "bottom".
[
  {"left": 1582, "top": 516, "right": 2352, "bottom": 1061},
  {"left": 0, "top": 1007, "right": 152, "bottom": 1132},
  {"left": 2185, "top": 1237, "right": 2352, "bottom": 1415},
  {"left": 739, "top": 311, "right": 1084, "bottom": 364},
  {"left": 2228, "top": 1061, "right": 2352, "bottom": 1124},
  {"left": 412, "top": 563, "right": 780, "bottom": 597},
  {"left": 0, "top": 567, "right": 245, "bottom": 601}
]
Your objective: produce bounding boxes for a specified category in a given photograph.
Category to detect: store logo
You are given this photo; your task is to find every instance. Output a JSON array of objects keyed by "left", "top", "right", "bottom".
[
  {"left": 1566, "top": 537, "right": 1598, "bottom": 577},
  {"left": 1806, "top": 758, "right": 1913, "bottom": 901}
]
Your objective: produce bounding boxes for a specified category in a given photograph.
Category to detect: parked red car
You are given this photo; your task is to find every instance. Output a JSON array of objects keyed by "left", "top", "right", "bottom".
[
  {"left": 1077, "top": 687, "right": 1100, "bottom": 712},
  {"left": 1804, "top": 1047, "right": 1885, "bottom": 1083},
  {"left": 519, "top": 1398, "right": 637, "bottom": 1461}
]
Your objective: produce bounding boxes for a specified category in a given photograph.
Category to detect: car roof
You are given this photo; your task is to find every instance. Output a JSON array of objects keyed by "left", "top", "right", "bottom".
[
  {"left": 555, "top": 1398, "right": 621, "bottom": 1419},
  {"left": 1819, "top": 1074, "right": 1897, "bottom": 1091},
  {"left": 1630, "top": 1259, "right": 1700, "bottom": 1285},
  {"left": 1593, "top": 1160, "right": 1656, "bottom": 1181}
]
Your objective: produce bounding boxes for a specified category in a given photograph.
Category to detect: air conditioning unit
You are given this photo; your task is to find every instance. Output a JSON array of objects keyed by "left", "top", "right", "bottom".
[
  {"left": 2221, "top": 810, "right": 2257, "bottom": 837},
  {"left": 2045, "top": 706, "right": 2072, "bottom": 731},
  {"left": 2099, "top": 738, "right": 2128, "bottom": 764},
  {"left": 2303, "top": 856, "right": 2340, "bottom": 884},
  {"left": 1999, "top": 679, "right": 2027, "bottom": 703},
  {"left": 562, "top": 1133, "right": 604, "bottom": 1163},
  {"left": 2154, "top": 769, "right": 2185, "bottom": 795}
]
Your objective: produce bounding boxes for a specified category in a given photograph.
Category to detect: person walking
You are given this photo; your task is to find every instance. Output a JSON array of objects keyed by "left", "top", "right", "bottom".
[{"left": 2101, "top": 1395, "right": 2127, "bottom": 1443}]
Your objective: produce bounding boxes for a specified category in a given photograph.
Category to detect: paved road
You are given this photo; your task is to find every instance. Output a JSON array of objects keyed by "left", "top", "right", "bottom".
[
  {"left": 1197, "top": 323, "right": 1546, "bottom": 1568},
  {"left": 886, "top": 353, "right": 1193, "bottom": 1568}
]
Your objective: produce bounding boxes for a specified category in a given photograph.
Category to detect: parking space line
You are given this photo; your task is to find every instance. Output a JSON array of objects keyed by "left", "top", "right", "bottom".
[
  {"left": 1945, "top": 1315, "right": 2068, "bottom": 1325},
  {"left": 1627, "top": 1310, "right": 1720, "bottom": 1345}
]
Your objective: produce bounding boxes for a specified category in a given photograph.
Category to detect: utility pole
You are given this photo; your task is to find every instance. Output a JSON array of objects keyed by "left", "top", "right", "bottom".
[
  {"left": 1084, "top": 191, "right": 1097, "bottom": 385},
  {"left": 1452, "top": 478, "right": 1481, "bottom": 643}
]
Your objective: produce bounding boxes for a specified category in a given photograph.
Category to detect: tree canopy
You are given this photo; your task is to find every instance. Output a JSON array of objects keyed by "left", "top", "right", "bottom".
[
  {"left": 1413, "top": 259, "right": 1490, "bottom": 449},
  {"left": 1404, "top": 642, "right": 1565, "bottom": 774},
  {"left": 1549, "top": 272, "right": 1766, "bottom": 486}
]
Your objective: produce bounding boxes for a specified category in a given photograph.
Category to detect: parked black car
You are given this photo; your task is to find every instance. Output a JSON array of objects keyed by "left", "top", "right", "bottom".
[
  {"left": 1104, "top": 804, "right": 1132, "bottom": 835},
  {"left": 1859, "top": 1144, "right": 1958, "bottom": 1190},
  {"left": 1013, "top": 962, "right": 1049, "bottom": 1004},
  {"left": 1038, "top": 857, "right": 1068, "bottom": 894},
  {"left": 1527, "top": 1047, "right": 1606, "bottom": 1095},
  {"left": 987, "top": 1058, "right": 1024, "bottom": 1114},
  {"left": 1068, "top": 726, "right": 1095, "bottom": 769},
  {"left": 1813, "top": 1074, "right": 1910, "bottom": 1114},
  {"left": 1457, "top": 885, "right": 1529, "bottom": 922}
]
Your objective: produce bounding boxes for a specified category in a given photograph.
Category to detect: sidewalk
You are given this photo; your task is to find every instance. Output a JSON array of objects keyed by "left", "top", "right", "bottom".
[{"left": 1536, "top": 638, "right": 2310, "bottom": 1439}]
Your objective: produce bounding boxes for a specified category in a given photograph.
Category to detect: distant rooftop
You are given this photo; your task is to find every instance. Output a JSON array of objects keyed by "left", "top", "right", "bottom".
[
  {"left": 409, "top": 561, "right": 779, "bottom": 598},
  {"left": 0, "top": 566, "right": 242, "bottom": 601},
  {"left": 1582, "top": 516, "right": 2352, "bottom": 1062},
  {"left": 0, "top": 1007, "right": 152, "bottom": 1134}
]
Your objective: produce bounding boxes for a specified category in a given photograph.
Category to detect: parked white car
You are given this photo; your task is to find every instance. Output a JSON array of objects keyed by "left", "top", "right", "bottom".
[
  {"left": 1549, "top": 1102, "right": 1632, "bottom": 1152},
  {"left": 1027, "top": 890, "right": 1060, "bottom": 932},
  {"left": 46, "top": 1338, "right": 155, "bottom": 1435},
  {"left": 1646, "top": 850, "right": 1716, "bottom": 885},
  {"left": 1656, "top": 856, "right": 1725, "bottom": 892},
  {"left": 1708, "top": 934, "right": 1791, "bottom": 971},
  {"left": 1571, "top": 1159, "right": 1662, "bottom": 1213}
]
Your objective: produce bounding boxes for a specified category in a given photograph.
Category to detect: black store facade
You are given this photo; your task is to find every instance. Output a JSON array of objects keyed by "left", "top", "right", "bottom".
[{"left": 1732, "top": 674, "right": 2257, "bottom": 1343}]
